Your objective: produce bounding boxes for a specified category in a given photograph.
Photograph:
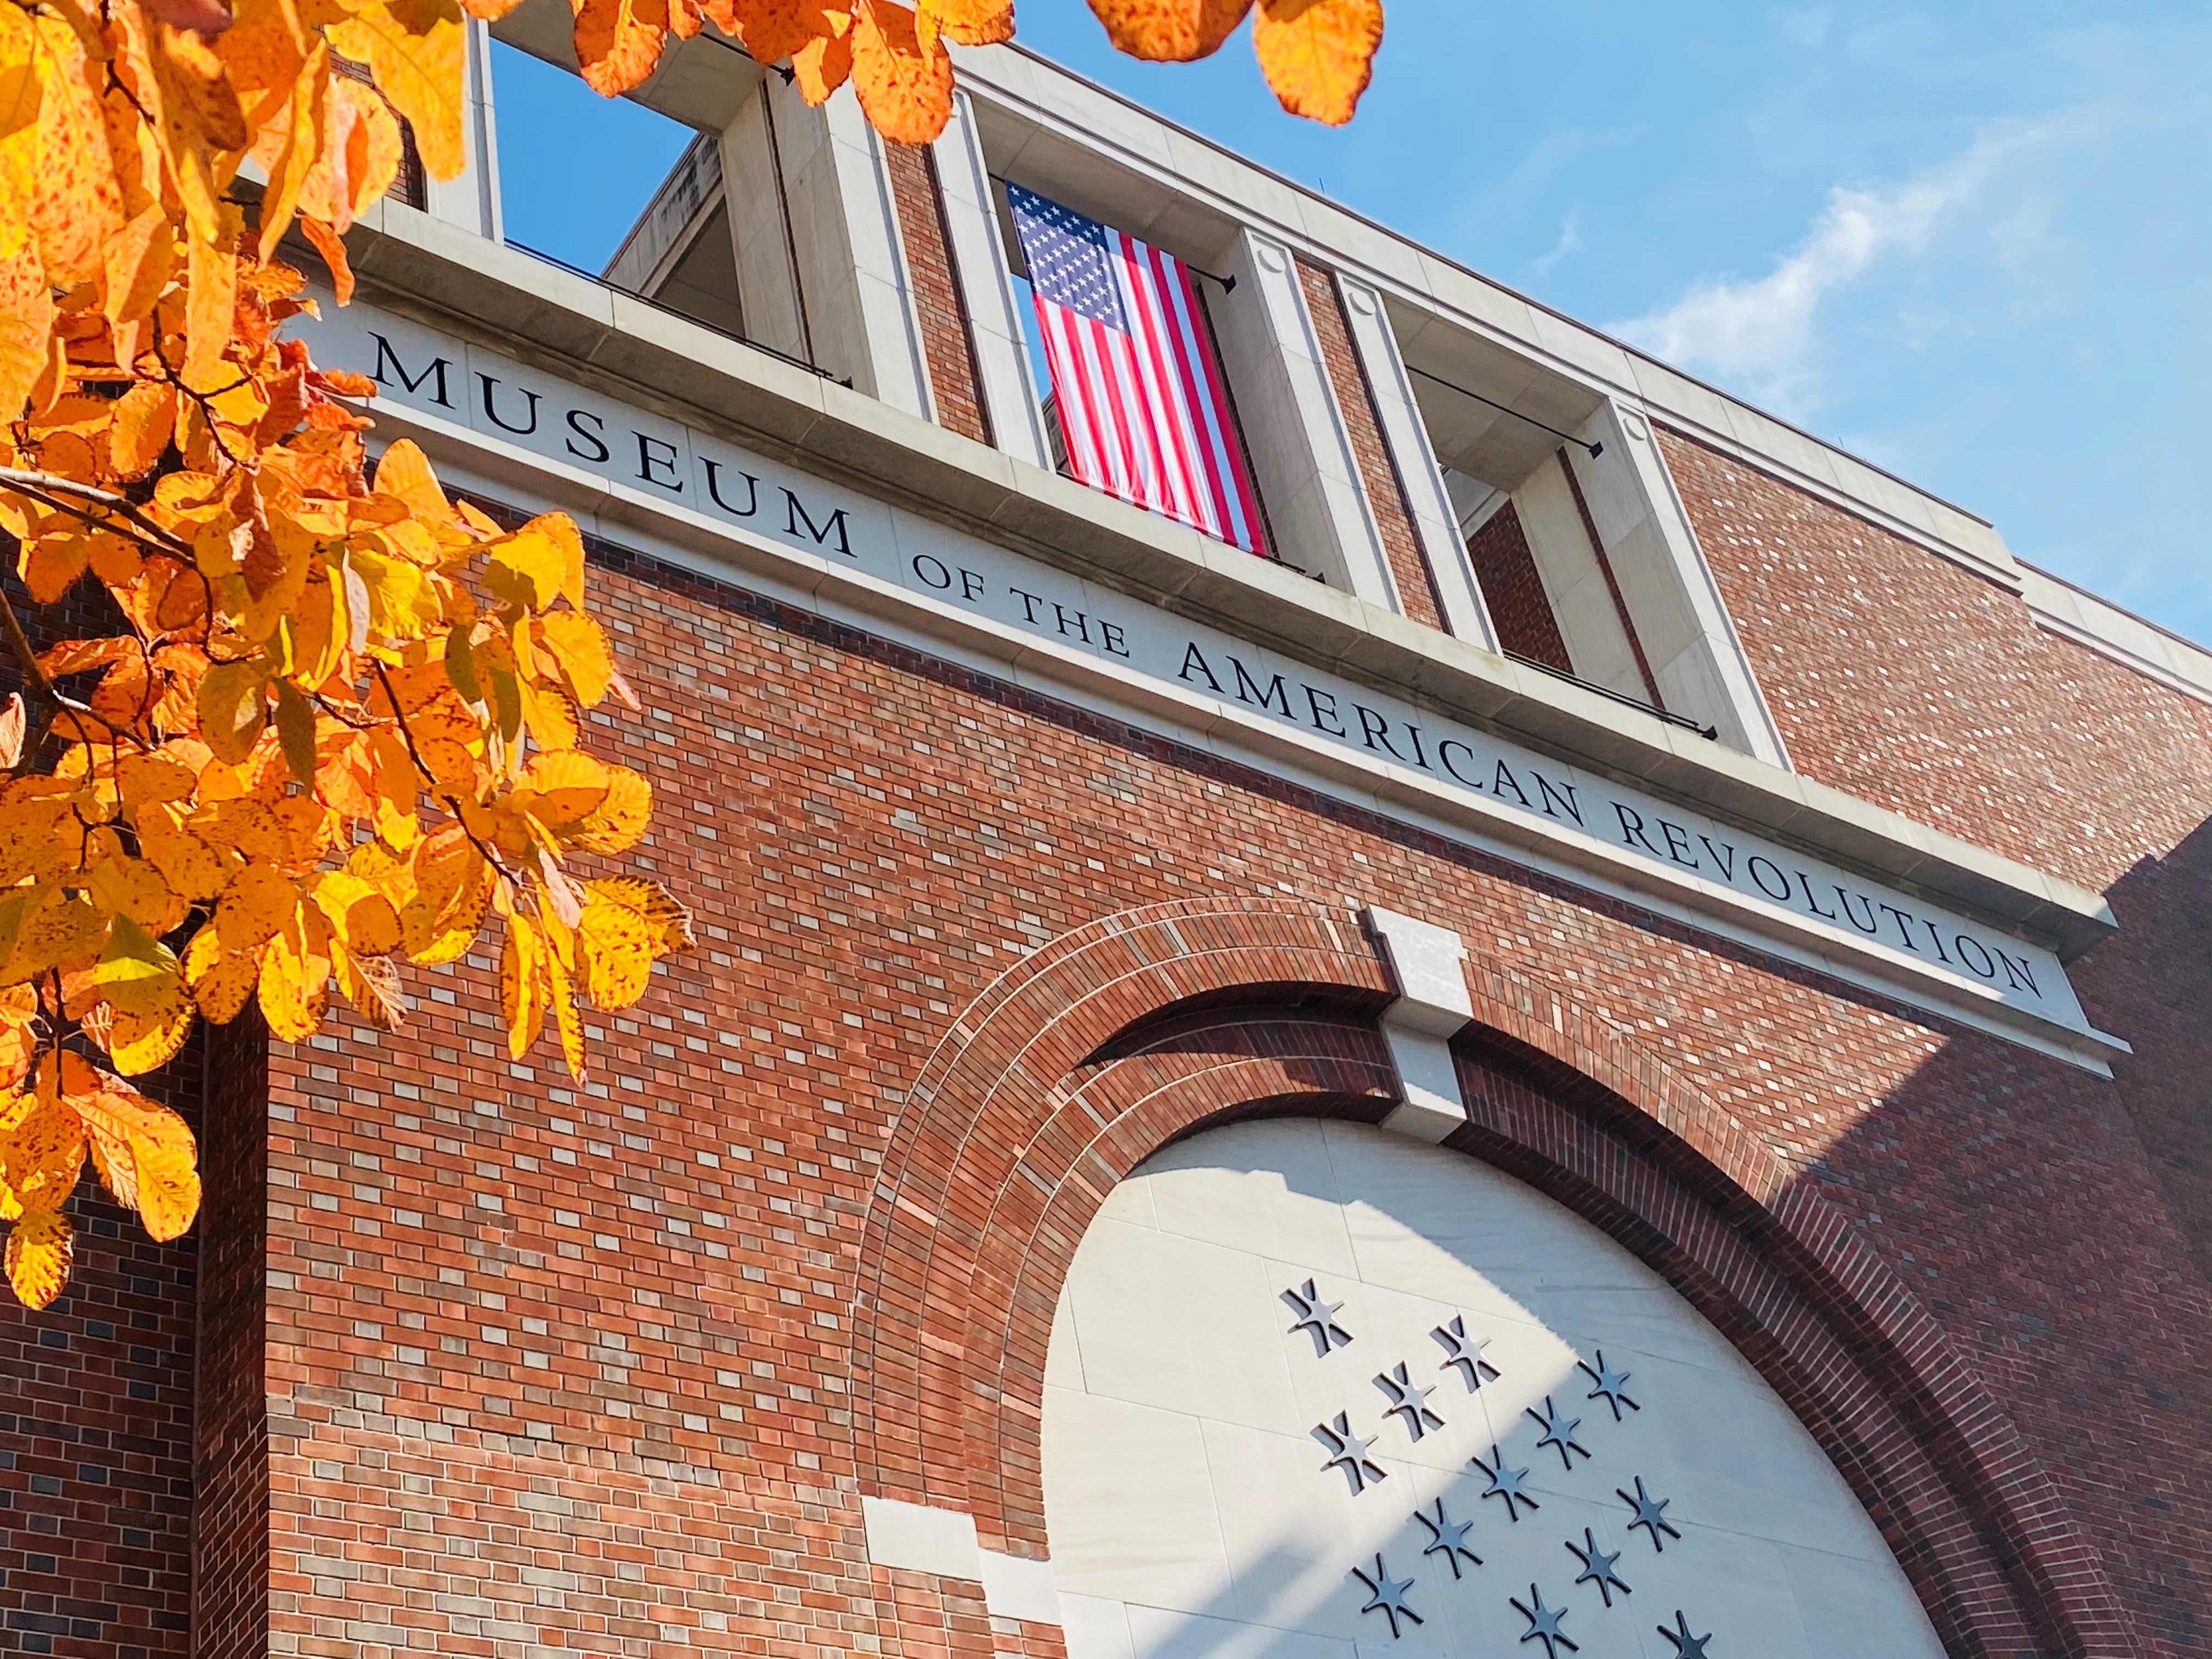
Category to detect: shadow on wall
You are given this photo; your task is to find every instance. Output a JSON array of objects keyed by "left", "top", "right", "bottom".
[{"left": 1763, "top": 811, "right": 2212, "bottom": 1658}]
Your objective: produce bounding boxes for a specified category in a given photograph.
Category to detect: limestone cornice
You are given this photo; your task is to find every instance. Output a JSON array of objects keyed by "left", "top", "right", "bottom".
[{"left": 328, "top": 200, "right": 2115, "bottom": 966}]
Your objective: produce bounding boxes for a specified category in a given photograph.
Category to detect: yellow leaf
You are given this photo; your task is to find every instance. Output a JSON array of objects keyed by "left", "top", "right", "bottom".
[
  {"left": 499, "top": 910, "right": 546, "bottom": 1057},
  {"left": 0, "top": 984, "right": 34, "bottom": 1090},
  {"left": 571, "top": 0, "right": 669, "bottom": 97},
  {"left": 215, "top": 860, "right": 298, "bottom": 951},
  {"left": 309, "top": 870, "right": 402, "bottom": 956},
  {"left": 130, "top": 1138, "right": 200, "bottom": 1242},
  {"left": 95, "top": 916, "right": 194, "bottom": 1076},
  {"left": 0, "top": 3, "right": 38, "bottom": 263},
  {"left": 1083, "top": 0, "right": 1249, "bottom": 60},
  {"left": 5, "top": 1209, "right": 69, "bottom": 1309},
  {"left": 327, "top": 0, "right": 469, "bottom": 180},
  {"left": 548, "top": 947, "right": 585, "bottom": 1080},
  {"left": 30, "top": 12, "right": 123, "bottom": 286},
  {"left": 198, "top": 661, "right": 268, "bottom": 764},
  {"left": 565, "top": 765, "right": 652, "bottom": 855},
  {"left": 399, "top": 828, "right": 493, "bottom": 964},
  {"left": 849, "top": 0, "right": 952, "bottom": 144},
  {"left": 256, "top": 902, "right": 330, "bottom": 1040},
  {"left": 575, "top": 876, "right": 690, "bottom": 1009},
  {"left": 137, "top": 808, "right": 232, "bottom": 902},
  {"left": 86, "top": 852, "right": 187, "bottom": 936},
  {"left": 483, "top": 514, "right": 585, "bottom": 612},
  {"left": 0, "top": 888, "right": 104, "bottom": 985},
  {"left": 516, "top": 749, "right": 610, "bottom": 830},
  {"left": 534, "top": 609, "right": 616, "bottom": 707},
  {"left": 1, "top": 1060, "right": 83, "bottom": 1212},
  {"left": 183, "top": 212, "right": 242, "bottom": 394},
  {"left": 274, "top": 679, "right": 317, "bottom": 784},
  {"left": 1250, "top": 0, "right": 1378, "bottom": 126},
  {"left": 370, "top": 439, "right": 457, "bottom": 532},
  {"left": 299, "top": 74, "right": 401, "bottom": 232},
  {"left": 183, "top": 918, "right": 261, "bottom": 1023},
  {"left": 0, "top": 780, "right": 74, "bottom": 884}
]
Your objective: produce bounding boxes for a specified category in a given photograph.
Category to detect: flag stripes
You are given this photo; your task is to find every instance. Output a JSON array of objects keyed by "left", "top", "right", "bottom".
[{"left": 1007, "top": 184, "right": 1263, "bottom": 554}]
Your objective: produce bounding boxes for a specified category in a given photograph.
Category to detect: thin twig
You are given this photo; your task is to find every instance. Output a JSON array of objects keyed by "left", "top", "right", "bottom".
[{"left": 0, "top": 467, "right": 194, "bottom": 557}]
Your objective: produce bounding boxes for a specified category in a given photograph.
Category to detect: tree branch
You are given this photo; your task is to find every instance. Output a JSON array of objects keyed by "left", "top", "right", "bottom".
[{"left": 0, "top": 467, "right": 194, "bottom": 558}]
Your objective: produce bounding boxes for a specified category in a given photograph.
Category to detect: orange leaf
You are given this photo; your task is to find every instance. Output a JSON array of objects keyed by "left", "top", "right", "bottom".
[
  {"left": 1082, "top": 0, "right": 1249, "bottom": 61},
  {"left": 917, "top": 0, "right": 1011, "bottom": 49},
  {"left": 849, "top": 1, "right": 951, "bottom": 143},
  {"left": 19, "top": 535, "right": 89, "bottom": 605},
  {"left": 110, "top": 382, "right": 178, "bottom": 479},
  {"left": 183, "top": 216, "right": 241, "bottom": 393},
  {"left": 572, "top": 0, "right": 671, "bottom": 97},
  {"left": 729, "top": 0, "right": 847, "bottom": 63},
  {"left": 0, "top": 245, "right": 53, "bottom": 421},
  {"left": 793, "top": 25, "right": 853, "bottom": 101},
  {"left": 1250, "top": 0, "right": 1378, "bottom": 126},
  {"left": 4, "top": 1209, "right": 69, "bottom": 1309}
]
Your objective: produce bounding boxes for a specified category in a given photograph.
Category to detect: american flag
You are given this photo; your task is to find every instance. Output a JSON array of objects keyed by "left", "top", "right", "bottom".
[{"left": 1006, "top": 184, "right": 1263, "bottom": 554}]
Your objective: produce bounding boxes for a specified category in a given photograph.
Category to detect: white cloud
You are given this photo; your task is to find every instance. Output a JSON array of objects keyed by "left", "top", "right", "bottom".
[
  {"left": 1530, "top": 213, "right": 1581, "bottom": 277},
  {"left": 1610, "top": 119, "right": 2078, "bottom": 409}
]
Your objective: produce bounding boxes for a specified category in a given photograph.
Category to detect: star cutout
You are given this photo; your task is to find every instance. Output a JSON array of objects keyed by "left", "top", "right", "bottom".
[
  {"left": 1509, "top": 1583, "right": 1579, "bottom": 1658},
  {"left": 1314, "top": 1412, "right": 1389, "bottom": 1495},
  {"left": 1284, "top": 1278, "right": 1353, "bottom": 1356},
  {"left": 1657, "top": 1610, "right": 1712, "bottom": 1657},
  {"left": 1577, "top": 1351, "right": 1640, "bottom": 1421},
  {"left": 1565, "top": 1528, "right": 1630, "bottom": 1606},
  {"left": 1412, "top": 1498, "right": 1481, "bottom": 1577},
  {"left": 1526, "top": 1396, "right": 1591, "bottom": 1470},
  {"left": 1350, "top": 1553, "right": 1423, "bottom": 1639},
  {"left": 1375, "top": 1362, "right": 1446, "bottom": 1440},
  {"left": 1432, "top": 1315, "right": 1500, "bottom": 1390},
  {"left": 1617, "top": 1476, "right": 1681, "bottom": 1551},
  {"left": 1470, "top": 1441, "right": 1541, "bottom": 1521}
]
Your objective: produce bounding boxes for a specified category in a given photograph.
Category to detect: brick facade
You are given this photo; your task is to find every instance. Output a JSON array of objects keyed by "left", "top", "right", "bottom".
[
  {"left": 1294, "top": 257, "right": 1449, "bottom": 631},
  {"left": 6, "top": 368, "right": 2210, "bottom": 1659},
  {"left": 885, "top": 142, "right": 992, "bottom": 448}
]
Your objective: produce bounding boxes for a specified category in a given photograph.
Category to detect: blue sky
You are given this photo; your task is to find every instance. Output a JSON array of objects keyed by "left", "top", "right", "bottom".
[{"left": 492, "top": 4, "right": 2211, "bottom": 646}]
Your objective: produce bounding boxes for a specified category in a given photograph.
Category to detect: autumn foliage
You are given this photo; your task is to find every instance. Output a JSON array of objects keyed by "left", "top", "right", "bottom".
[
  {"left": 0, "top": 0, "right": 1379, "bottom": 1311},
  {"left": 557, "top": 0, "right": 1385, "bottom": 139}
]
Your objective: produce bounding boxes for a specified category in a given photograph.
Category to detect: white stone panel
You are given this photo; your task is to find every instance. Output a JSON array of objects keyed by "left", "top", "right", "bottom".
[{"left": 1041, "top": 1119, "right": 1946, "bottom": 1659}]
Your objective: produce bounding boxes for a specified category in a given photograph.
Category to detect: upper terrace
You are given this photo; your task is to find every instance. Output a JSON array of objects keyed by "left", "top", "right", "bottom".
[{"left": 307, "top": 9, "right": 2199, "bottom": 1069}]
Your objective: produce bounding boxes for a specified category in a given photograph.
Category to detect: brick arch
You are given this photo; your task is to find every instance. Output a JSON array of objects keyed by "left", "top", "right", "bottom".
[{"left": 849, "top": 898, "right": 2137, "bottom": 1659}]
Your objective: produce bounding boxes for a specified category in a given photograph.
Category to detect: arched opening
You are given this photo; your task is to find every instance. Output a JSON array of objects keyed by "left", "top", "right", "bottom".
[{"left": 1042, "top": 1116, "right": 1946, "bottom": 1657}]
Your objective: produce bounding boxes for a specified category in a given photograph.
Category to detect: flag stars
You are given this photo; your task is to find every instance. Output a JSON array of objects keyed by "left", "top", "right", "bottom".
[
  {"left": 1657, "top": 1610, "right": 1714, "bottom": 1657},
  {"left": 1314, "top": 1412, "right": 1389, "bottom": 1494},
  {"left": 1510, "top": 1583, "right": 1579, "bottom": 1658},
  {"left": 1375, "top": 1362, "right": 1444, "bottom": 1440},
  {"left": 1471, "top": 1442, "right": 1541, "bottom": 1521},
  {"left": 1565, "top": 1528, "right": 1631, "bottom": 1606},
  {"left": 1618, "top": 1476, "right": 1682, "bottom": 1551},
  {"left": 1351, "top": 1554, "right": 1423, "bottom": 1639},
  {"left": 1413, "top": 1498, "right": 1482, "bottom": 1577},
  {"left": 1284, "top": 1279, "right": 1352, "bottom": 1355},
  {"left": 1527, "top": 1396, "right": 1592, "bottom": 1470},
  {"left": 1578, "top": 1351, "right": 1640, "bottom": 1420},
  {"left": 1432, "top": 1315, "right": 1499, "bottom": 1390}
]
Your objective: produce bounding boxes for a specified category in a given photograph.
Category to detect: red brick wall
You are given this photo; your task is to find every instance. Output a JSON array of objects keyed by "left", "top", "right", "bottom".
[
  {"left": 1463, "top": 499, "right": 1573, "bottom": 670},
  {"left": 884, "top": 142, "right": 991, "bottom": 447},
  {"left": 0, "top": 1052, "right": 198, "bottom": 1659},
  {"left": 1294, "top": 256, "right": 1449, "bottom": 631},
  {"left": 12, "top": 413, "right": 2212, "bottom": 1655},
  {"left": 1658, "top": 421, "right": 2212, "bottom": 1286},
  {"left": 183, "top": 517, "right": 2204, "bottom": 1656}
]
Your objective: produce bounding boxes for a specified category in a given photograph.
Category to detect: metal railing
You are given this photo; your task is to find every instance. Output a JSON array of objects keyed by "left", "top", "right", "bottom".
[{"left": 503, "top": 237, "right": 851, "bottom": 388}]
